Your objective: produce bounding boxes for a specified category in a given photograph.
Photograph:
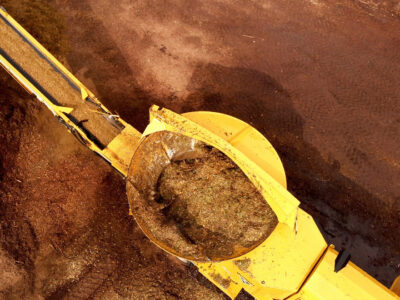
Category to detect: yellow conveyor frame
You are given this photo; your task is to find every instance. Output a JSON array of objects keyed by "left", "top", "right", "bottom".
[{"left": 0, "top": 7, "right": 398, "bottom": 300}]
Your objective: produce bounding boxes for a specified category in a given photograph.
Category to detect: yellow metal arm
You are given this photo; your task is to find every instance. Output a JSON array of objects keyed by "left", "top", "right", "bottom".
[
  {"left": 287, "top": 247, "right": 400, "bottom": 300},
  {"left": 137, "top": 107, "right": 400, "bottom": 300},
  {"left": 0, "top": 7, "right": 140, "bottom": 176},
  {"left": 392, "top": 276, "right": 400, "bottom": 296},
  {"left": 0, "top": 7, "right": 398, "bottom": 300}
]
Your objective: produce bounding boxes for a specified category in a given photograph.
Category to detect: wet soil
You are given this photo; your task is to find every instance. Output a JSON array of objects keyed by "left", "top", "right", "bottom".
[
  {"left": 158, "top": 144, "right": 277, "bottom": 259},
  {"left": 0, "top": 0, "right": 400, "bottom": 299},
  {"left": 59, "top": 0, "right": 399, "bottom": 287},
  {"left": 0, "top": 2, "right": 227, "bottom": 299},
  {"left": 0, "top": 75, "right": 226, "bottom": 300}
]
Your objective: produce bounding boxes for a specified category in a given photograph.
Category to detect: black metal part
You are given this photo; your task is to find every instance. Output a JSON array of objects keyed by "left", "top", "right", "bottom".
[
  {"left": 334, "top": 249, "right": 351, "bottom": 273},
  {"left": 65, "top": 113, "right": 106, "bottom": 149}
]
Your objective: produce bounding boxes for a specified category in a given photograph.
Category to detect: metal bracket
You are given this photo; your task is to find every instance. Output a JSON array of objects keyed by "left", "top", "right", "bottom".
[{"left": 334, "top": 250, "right": 351, "bottom": 273}]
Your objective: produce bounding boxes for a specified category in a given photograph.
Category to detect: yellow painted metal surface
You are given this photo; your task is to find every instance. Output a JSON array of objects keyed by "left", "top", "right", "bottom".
[
  {"left": 102, "top": 126, "right": 142, "bottom": 175},
  {"left": 179, "top": 111, "right": 326, "bottom": 298},
  {"left": 182, "top": 111, "right": 287, "bottom": 188},
  {"left": 287, "top": 246, "right": 400, "bottom": 300},
  {"left": 0, "top": 8, "right": 140, "bottom": 176},
  {"left": 392, "top": 276, "right": 400, "bottom": 296},
  {"left": 390, "top": 276, "right": 400, "bottom": 297},
  {"left": 142, "top": 106, "right": 326, "bottom": 299},
  {"left": 196, "top": 210, "right": 326, "bottom": 299},
  {"left": 1, "top": 8, "right": 398, "bottom": 300},
  {"left": 143, "top": 106, "right": 300, "bottom": 228}
]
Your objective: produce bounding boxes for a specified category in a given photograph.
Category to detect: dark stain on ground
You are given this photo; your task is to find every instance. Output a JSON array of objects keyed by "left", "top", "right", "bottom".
[
  {"left": 0, "top": 86, "right": 37, "bottom": 296},
  {"left": 177, "top": 63, "right": 400, "bottom": 285},
  {"left": 44, "top": 2, "right": 400, "bottom": 282},
  {"left": 0, "top": 0, "right": 399, "bottom": 299}
]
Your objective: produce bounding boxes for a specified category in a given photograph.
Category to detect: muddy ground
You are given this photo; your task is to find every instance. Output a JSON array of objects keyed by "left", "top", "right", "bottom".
[{"left": 0, "top": 0, "right": 399, "bottom": 299}]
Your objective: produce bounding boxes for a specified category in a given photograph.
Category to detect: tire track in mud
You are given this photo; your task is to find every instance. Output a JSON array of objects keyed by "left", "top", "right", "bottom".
[
  {"left": 0, "top": 5, "right": 227, "bottom": 299},
  {"left": 2, "top": 0, "right": 399, "bottom": 297},
  {"left": 0, "top": 71, "right": 42, "bottom": 296},
  {"left": 63, "top": 257, "right": 117, "bottom": 300}
]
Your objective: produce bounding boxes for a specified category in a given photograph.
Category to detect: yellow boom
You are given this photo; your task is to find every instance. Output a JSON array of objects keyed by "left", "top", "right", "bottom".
[{"left": 0, "top": 7, "right": 399, "bottom": 300}]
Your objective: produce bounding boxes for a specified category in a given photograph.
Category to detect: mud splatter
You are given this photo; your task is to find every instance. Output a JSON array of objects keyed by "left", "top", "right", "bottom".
[
  {"left": 210, "top": 273, "right": 231, "bottom": 289},
  {"left": 234, "top": 258, "right": 252, "bottom": 274}
]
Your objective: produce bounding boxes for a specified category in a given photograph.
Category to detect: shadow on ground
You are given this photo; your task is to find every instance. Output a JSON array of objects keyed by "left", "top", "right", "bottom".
[
  {"left": 174, "top": 63, "right": 400, "bottom": 285},
  {"left": 0, "top": 1, "right": 399, "bottom": 298}
]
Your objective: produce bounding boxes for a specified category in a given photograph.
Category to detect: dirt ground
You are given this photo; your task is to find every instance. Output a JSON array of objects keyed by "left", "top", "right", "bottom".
[
  {"left": 0, "top": 71, "right": 226, "bottom": 300},
  {"left": 0, "top": 0, "right": 399, "bottom": 299}
]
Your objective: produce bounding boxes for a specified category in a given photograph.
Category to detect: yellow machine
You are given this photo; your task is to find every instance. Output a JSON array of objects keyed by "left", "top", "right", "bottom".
[{"left": 0, "top": 8, "right": 399, "bottom": 300}]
